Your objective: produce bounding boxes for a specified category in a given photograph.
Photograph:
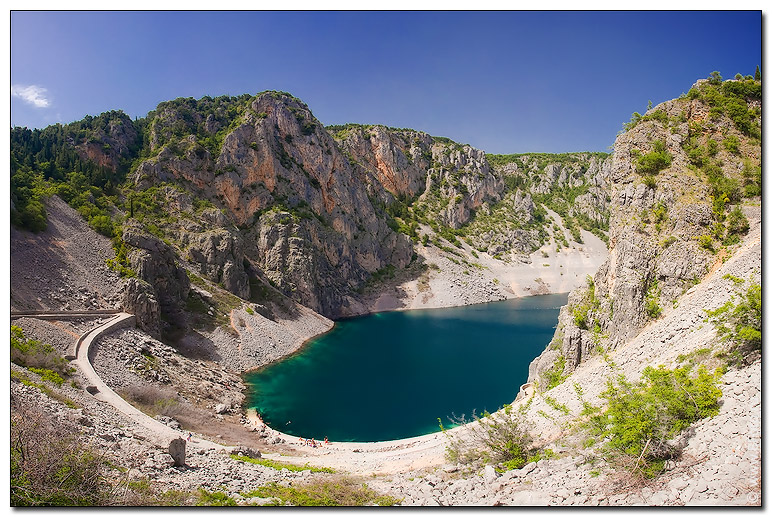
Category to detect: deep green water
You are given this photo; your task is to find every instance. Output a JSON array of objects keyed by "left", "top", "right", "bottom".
[{"left": 244, "top": 293, "right": 568, "bottom": 442}]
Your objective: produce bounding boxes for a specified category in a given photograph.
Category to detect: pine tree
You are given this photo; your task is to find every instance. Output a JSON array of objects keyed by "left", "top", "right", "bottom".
[{"left": 754, "top": 65, "right": 761, "bottom": 81}]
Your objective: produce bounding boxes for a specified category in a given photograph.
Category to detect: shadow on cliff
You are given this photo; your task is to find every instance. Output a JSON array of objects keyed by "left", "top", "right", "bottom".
[{"left": 345, "top": 256, "right": 430, "bottom": 316}]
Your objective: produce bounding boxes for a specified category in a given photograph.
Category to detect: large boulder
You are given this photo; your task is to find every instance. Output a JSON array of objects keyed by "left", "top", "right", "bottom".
[
  {"left": 168, "top": 437, "right": 186, "bottom": 467},
  {"left": 120, "top": 278, "right": 161, "bottom": 337}
]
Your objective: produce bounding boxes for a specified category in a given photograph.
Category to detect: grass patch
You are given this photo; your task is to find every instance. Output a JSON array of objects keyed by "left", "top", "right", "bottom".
[
  {"left": 11, "top": 325, "right": 73, "bottom": 379},
  {"left": 244, "top": 479, "right": 401, "bottom": 506},
  {"left": 230, "top": 454, "right": 334, "bottom": 473}
]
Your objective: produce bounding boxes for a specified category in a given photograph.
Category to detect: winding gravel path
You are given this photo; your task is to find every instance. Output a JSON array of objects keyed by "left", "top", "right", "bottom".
[{"left": 71, "top": 312, "right": 229, "bottom": 452}]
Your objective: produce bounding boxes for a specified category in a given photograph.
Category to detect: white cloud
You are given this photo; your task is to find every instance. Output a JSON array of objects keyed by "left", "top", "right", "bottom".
[{"left": 11, "top": 84, "right": 51, "bottom": 108}]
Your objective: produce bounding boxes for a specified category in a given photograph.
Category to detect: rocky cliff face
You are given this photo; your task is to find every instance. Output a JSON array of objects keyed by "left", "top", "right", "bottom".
[
  {"left": 129, "top": 93, "right": 414, "bottom": 318},
  {"left": 333, "top": 125, "right": 504, "bottom": 229},
  {"left": 424, "top": 143, "right": 503, "bottom": 229},
  {"left": 72, "top": 111, "right": 140, "bottom": 173},
  {"left": 333, "top": 125, "right": 434, "bottom": 201},
  {"left": 122, "top": 221, "right": 190, "bottom": 324},
  {"left": 529, "top": 77, "right": 761, "bottom": 382}
]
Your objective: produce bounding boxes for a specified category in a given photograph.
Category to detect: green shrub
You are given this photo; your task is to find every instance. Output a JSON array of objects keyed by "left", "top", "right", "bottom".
[
  {"left": 542, "top": 355, "right": 568, "bottom": 391},
  {"left": 698, "top": 235, "right": 715, "bottom": 252},
  {"left": 652, "top": 202, "right": 668, "bottom": 223},
  {"left": 573, "top": 306, "right": 589, "bottom": 329},
  {"left": 644, "top": 280, "right": 662, "bottom": 319},
  {"left": 106, "top": 236, "right": 135, "bottom": 278},
  {"left": 12, "top": 199, "right": 48, "bottom": 233},
  {"left": 725, "top": 206, "right": 749, "bottom": 237},
  {"left": 441, "top": 404, "right": 536, "bottom": 470},
  {"left": 707, "top": 282, "right": 761, "bottom": 358},
  {"left": 88, "top": 214, "right": 114, "bottom": 237},
  {"left": 28, "top": 367, "right": 65, "bottom": 387},
  {"left": 706, "top": 138, "right": 719, "bottom": 156},
  {"left": 10, "top": 326, "right": 71, "bottom": 378},
  {"left": 723, "top": 135, "right": 741, "bottom": 154},
  {"left": 593, "top": 365, "right": 723, "bottom": 477},
  {"left": 636, "top": 140, "right": 671, "bottom": 175},
  {"left": 741, "top": 160, "right": 761, "bottom": 197}
]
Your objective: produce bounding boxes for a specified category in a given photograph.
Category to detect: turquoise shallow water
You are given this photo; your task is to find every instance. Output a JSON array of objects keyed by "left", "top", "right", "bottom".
[{"left": 244, "top": 293, "right": 568, "bottom": 442}]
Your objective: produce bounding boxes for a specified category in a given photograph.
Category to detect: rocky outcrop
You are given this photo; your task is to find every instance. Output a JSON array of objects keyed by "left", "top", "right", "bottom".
[
  {"left": 180, "top": 229, "right": 249, "bottom": 300},
  {"left": 122, "top": 222, "right": 190, "bottom": 319},
  {"left": 422, "top": 143, "right": 502, "bottom": 229},
  {"left": 529, "top": 78, "right": 761, "bottom": 377},
  {"left": 73, "top": 111, "right": 139, "bottom": 173},
  {"left": 120, "top": 277, "right": 161, "bottom": 337}
]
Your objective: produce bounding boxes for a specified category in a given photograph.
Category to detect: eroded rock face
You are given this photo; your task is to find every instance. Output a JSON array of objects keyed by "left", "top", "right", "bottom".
[
  {"left": 129, "top": 92, "right": 413, "bottom": 318},
  {"left": 120, "top": 277, "right": 161, "bottom": 337},
  {"left": 529, "top": 85, "right": 760, "bottom": 378},
  {"left": 424, "top": 143, "right": 502, "bottom": 229},
  {"left": 336, "top": 125, "right": 504, "bottom": 229},
  {"left": 253, "top": 208, "right": 412, "bottom": 317},
  {"left": 335, "top": 125, "right": 433, "bottom": 200},
  {"left": 123, "top": 222, "right": 190, "bottom": 318},
  {"left": 180, "top": 229, "right": 249, "bottom": 300}
]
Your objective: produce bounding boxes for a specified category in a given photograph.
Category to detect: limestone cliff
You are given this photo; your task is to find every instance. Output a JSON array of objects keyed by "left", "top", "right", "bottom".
[
  {"left": 460, "top": 153, "right": 612, "bottom": 261},
  {"left": 129, "top": 93, "right": 413, "bottom": 318},
  {"left": 529, "top": 76, "right": 761, "bottom": 383},
  {"left": 122, "top": 221, "right": 190, "bottom": 324},
  {"left": 332, "top": 125, "right": 503, "bottom": 229}
]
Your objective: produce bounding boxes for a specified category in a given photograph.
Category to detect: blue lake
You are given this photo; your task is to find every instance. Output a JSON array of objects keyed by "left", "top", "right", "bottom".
[{"left": 243, "top": 293, "right": 568, "bottom": 442}]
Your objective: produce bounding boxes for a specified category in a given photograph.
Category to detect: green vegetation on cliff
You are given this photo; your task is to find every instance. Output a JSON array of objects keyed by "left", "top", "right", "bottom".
[
  {"left": 10, "top": 111, "right": 140, "bottom": 233},
  {"left": 707, "top": 279, "right": 761, "bottom": 363}
]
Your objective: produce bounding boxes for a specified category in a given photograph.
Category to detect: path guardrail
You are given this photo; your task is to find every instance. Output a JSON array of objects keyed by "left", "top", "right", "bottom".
[{"left": 11, "top": 309, "right": 123, "bottom": 320}]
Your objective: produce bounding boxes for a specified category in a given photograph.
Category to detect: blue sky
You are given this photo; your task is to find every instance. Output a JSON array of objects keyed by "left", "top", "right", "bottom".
[{"left": 10, "top": 11, "right": 762, "bottom": 154}]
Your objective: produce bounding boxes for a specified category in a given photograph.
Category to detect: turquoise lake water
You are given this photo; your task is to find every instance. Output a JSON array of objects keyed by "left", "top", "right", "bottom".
[{"left": 243, "top": 293, "right": 568, "bottom": 442}]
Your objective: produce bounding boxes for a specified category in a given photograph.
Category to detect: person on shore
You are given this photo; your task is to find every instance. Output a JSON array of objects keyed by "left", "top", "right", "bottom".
[
  {"left": 187, "top": 432, "right": 192, "bottom": 442},
  {"left": 324, "top": 436, "right": 329, "bottom": 445}
]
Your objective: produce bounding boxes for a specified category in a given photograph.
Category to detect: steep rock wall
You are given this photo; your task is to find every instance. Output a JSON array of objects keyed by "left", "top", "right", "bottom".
[{"left": 529, "top": 78, "right": 761, "bottom": 382}]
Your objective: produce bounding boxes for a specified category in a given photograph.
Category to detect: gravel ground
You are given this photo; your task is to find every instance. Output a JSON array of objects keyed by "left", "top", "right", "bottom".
[{"left": 11, "top": 196, "right": 123, "bottom": 311}]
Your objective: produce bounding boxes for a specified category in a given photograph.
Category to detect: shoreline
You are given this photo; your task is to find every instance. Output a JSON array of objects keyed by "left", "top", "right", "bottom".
[
  {"left": 238, "top": 292, "right": 570, "bottom": 463},
  {"left": 229, "top": 225, "right": 607, "bottom": 469}
]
